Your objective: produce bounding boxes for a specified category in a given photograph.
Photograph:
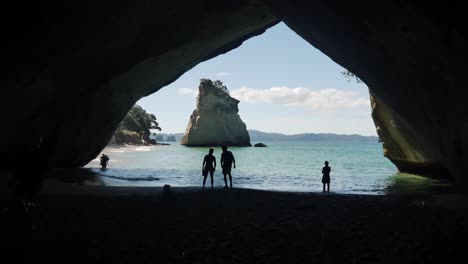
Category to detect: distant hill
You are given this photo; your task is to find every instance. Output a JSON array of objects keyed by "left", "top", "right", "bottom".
[
  {"left": 247, "top": 130, "right": 379, "bottom": 142},
  {"left": 154, "top": 130, "right": 378, "bottom": 142},
  {"left": 152, "top": 133, "right": 184, "bottom": 142}
]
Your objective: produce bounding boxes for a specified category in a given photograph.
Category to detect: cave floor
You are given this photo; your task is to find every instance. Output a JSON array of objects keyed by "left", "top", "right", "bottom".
[{"left": 1, "top": 179, "right": 468, "bottom": 264}]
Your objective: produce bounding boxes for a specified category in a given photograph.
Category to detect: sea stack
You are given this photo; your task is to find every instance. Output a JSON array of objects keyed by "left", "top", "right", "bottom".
[{"left": 180, "top": 79, "right": 251, "bottom": 147}]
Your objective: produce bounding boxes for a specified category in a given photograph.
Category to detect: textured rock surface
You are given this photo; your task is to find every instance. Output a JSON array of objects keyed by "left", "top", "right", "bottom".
[
  {"left": 3, "top": 1, "right": 468, "bottom": 187},
  {"left": 2, "top": 0, "right": 277, "bottom": 166},
  {"left": 370, "top": 91, "right": 449, "bottom": 176},
  {"left": 181, "top": 79, "right": 251, "bottom": 147}
]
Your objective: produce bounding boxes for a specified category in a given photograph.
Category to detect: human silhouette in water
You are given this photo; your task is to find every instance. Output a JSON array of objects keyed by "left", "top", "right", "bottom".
[
  {"left": 202, "top": 148, "right": 216, "bottom": 190},
  {"left": 322, "top": 161, "right": 331, "bottom": 192},
  {"left": 100, "top": 153, "right": 109, "bottom": 169},
  {"left": 221, "top": 146, "right": 236, "bottom": 189}
]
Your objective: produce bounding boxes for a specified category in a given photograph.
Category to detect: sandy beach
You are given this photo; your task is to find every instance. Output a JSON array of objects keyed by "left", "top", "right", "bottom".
[{"left": 1, "top": 170, "right": 468, "bottom": 264}]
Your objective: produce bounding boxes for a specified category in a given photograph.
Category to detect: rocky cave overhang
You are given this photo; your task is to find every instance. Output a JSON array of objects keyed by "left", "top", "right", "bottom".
[{"left": 3, "top": 0, "right": 468, "bottom": 186}]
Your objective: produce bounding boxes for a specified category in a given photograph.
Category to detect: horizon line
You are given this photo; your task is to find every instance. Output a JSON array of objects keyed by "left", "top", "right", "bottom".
[{"left": 153, "top": 129, "right": 378, "bottom": 137}]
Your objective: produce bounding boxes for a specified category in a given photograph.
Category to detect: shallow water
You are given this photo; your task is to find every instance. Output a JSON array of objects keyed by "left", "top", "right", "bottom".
[{"left": 82, "top": 141, "right": 444, "bottom": 194}]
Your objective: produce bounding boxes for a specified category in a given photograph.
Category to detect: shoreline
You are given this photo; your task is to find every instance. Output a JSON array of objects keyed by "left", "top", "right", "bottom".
[
  {"left": 107, "top": 142, "right": 172, "bottom": 148},
  {"left": 90, "top": 142, "right": 456, "bottom": 197},
  {"left": 2, "top": 166, "right": 459, "bottom": 200},
  {"left": 35, "top": 177, "right": 468, "bottom": 209}
]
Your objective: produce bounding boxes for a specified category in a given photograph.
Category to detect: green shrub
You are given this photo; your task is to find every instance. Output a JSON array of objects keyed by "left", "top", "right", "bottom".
[
  {"left": 113, "top": 104, "right": 161, "bottom": 144},
  {"left": 115, "top": 129, "right": 141, "bottom": 144}
]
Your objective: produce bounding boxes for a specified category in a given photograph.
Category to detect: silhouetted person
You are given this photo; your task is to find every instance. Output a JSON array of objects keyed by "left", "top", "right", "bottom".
[
  {"left": 322, "top": 161, "right": 331, "bottom": 192},
  {"left": 221, "top": 146, "right": 235, "bottom": 189},
  {"left": 202, "top": 148, "right": 216, "bottom": 190},
  {"left": 100, "top": 153, "right": 109, "bottom": 169}
]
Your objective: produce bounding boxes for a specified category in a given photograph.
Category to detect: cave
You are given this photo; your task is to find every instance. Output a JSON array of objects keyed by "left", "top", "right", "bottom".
[{"left": 3, "top": 0, "right": 468, "bottom": 188}]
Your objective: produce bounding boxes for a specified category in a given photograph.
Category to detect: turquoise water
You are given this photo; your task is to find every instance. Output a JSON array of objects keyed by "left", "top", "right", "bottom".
[{"left": 85, "top": 141, "right": 402, "bottom": 194}]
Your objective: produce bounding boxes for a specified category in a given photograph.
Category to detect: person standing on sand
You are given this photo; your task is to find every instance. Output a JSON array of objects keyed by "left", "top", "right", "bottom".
[
  {"left": 202, "top": 148, "right": 216, "bottom": 190},
  {"left": 322, "top": 161, "right": 331, "bottom": 192},
  {"left": 221, "top": 146, "right": 236, "bottom": 189},
  {"left": 100, "top": 153, "right": 109, "bottom": 169}
]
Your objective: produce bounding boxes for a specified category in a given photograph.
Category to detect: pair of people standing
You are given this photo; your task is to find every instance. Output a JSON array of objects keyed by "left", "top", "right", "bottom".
[{"left": 202, "top": 146, "right": 235, "bottom": 190}]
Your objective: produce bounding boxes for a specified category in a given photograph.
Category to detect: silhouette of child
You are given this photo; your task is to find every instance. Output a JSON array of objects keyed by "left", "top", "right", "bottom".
[
  {"left": 322, "top": 161, "right": 331, "bottom": 192},
  {"left": 202, "top": 148, "right": 216, "bottom": 190}
]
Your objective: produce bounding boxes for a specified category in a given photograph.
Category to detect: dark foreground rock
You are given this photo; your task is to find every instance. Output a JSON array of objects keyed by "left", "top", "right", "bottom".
[{"left": 1, "top": 179, "right": 467, "bottom": 263}]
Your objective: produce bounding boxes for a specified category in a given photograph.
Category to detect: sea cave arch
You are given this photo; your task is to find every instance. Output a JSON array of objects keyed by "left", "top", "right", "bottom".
[{"left": 3, "top": 1, "right": 467, "bottom": 187}]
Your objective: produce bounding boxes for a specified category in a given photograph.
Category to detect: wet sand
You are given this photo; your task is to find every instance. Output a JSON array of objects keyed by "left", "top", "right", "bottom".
[{"left": 1, "top": 173, "right": 468, "bottom": 264}]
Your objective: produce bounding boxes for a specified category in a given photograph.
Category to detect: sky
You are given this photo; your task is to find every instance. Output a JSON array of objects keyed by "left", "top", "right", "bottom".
[{"left": 137, "top": 22, "right": 376, "bottom": 136}]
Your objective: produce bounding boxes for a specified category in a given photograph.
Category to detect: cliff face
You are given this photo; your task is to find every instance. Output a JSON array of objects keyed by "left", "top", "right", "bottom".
[
  {"left": 3, "top": 1, "right": 468, "bottom": 187},
  {"left": 369, "top": 91, "right": 449, "bottom": 176},
  {"left": 180, "top": 80, "right": 251, "bottom": 147}
]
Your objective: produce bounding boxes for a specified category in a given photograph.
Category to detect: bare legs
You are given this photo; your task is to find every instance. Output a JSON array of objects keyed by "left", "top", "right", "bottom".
[
  {"left": 322, "top": 183, "right": 330, "bottom": 193},
  {"left": 210, "top": 172, "right": 214, "bottom": 189},
  {"left": 202, "top": 172, "right": 214, "bottom": 190},
  {"left": 223, "top": 173, "right": 232, "bottom": 188}
]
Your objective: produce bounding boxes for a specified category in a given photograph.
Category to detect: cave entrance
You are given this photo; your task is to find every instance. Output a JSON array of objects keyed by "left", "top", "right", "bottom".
[{"left": 85, "top": 22, "right": 438, "bottom": 194}]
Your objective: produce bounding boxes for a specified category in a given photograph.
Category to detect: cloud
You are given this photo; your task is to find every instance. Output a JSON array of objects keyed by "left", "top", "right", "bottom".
[
  {"left": 177, "top": 88, "right": 193, "bottom": 95},
  {"left": 216, "top": 72, "right": 232, "bottom": 76},
  {"left": 230, "top": 86, "right": 370, "bottom": 111}
]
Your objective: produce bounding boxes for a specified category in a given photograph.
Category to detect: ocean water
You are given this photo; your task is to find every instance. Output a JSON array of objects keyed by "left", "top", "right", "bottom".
[{"left": 84, "top": 141, "right": 405, "bottom": 194}]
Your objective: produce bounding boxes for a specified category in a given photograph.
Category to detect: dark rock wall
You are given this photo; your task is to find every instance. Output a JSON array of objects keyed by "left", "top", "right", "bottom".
[
  {"left": 263, "top": 0, "right": 468, "bottom": 185},
  {"left": 2, "top": 0, "right": 277, "bottom": 167},
  {"left": 3, "top": 1, "right": 468, "bottom": 186}
]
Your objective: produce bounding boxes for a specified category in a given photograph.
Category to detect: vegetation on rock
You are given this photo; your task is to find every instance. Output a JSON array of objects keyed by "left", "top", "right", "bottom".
[
  {"left": 114, "top": 105, "right": 161, "bottom": 145},
  {"left": 201, "top": 79, "right": 230, "bottom": 94},
  {"left": 341, "top": 70, "right": 363, "bottom": 83}
]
